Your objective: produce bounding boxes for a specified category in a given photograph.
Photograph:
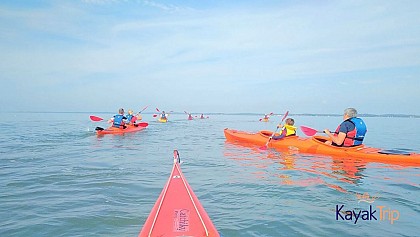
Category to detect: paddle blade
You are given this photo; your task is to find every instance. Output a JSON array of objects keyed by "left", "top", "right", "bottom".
[
  {"left": 138, "top": 122, "right": 149, "bottom": 127},
  {"left": 156, "top": 108, "right": 160, "bottom": 112},
  {"left": 300, "top": 126, "right": 318, "bottom": 136},
  {"left": 152, "top": 114, "right": 158, "bottom": 117},
  {"left": 259, "top": 145, "right": 268, "bottom": 150},
  {"left": 90, "top": 115, "right": 103, "bottom": 122}
]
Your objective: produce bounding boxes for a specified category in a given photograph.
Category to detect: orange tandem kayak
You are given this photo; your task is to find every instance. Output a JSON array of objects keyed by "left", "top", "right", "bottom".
[
  {"left": 224, "top": 128, "right": 420, "bottom": 166},
  {"left": 138, "top": 150, "right": 220, "bottom": 237},
  {"left": 95, "top": 122, "right": 148, "bottom": 135}
]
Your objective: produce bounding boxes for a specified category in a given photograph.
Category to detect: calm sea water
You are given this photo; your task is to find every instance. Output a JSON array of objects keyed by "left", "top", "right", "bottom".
[{"left": 0, "top": 112, "right": 419, "bottom": 237}]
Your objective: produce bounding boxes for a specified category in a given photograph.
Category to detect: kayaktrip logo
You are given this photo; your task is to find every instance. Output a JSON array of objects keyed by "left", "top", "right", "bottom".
[{"left": 335, "top": 192, "right": 400, "bottom": 224}]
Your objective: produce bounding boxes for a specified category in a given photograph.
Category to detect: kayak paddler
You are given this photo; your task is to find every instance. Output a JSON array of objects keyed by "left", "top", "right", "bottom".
[
  {"left": 125, "top": 109, "right": 137, "bottom": 125},
  {"left": 272, "top": 118, "right": 297, "bottom": 140},
  {"left": 160, "top": 111, "right": 167, "bottom": 120},
  {"left": 108, "top": 108, "right": 127, "bottom": 129},
  {"left": 324, "top": 108, "right": 367, "bottom": 147}
]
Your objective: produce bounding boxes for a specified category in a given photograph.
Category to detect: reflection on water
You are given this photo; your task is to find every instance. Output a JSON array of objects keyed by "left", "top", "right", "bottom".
[
  {"left": 224, "top": 140, "right": 373, "bottom": 194},
  {"left": 224, "top": 141, "right": 418, "bottom": 200}
]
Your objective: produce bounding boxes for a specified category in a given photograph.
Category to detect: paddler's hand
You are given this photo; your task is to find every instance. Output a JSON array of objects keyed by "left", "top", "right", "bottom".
[{"left": 324, "top": 129, "right": 331, "bottom": 135}]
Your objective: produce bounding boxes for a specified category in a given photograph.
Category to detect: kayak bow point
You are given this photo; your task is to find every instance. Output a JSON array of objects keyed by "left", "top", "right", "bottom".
[{"left": 138, "top": 150, "right": 220, "bottom": 237}]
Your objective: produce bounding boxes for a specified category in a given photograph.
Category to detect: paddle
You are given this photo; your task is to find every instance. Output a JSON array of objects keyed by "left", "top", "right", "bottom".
[
  {"left": 90, "top": 115, "right": 104, "bottom": 122},
  {"left": 153, "top": 107, "right": 163, "bottom": 118},
  {"left": 259, "top": 111, "right": 289, "bottom": 150},
  {"left": 137, "top": 105, "right": 149, "bottom": 114},
  {"left": 300, "top": 126, "right": 331, "bottom": 136},
  {"left": 130, "top": 105, "right": 148, "bottom": 122}
]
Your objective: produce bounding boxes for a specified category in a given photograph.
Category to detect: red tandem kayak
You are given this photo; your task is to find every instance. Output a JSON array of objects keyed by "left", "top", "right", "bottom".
[
  {"left": 224, "top": 128, "right": 420, "bottom": 166},
  {"left": 138, "top": 150, "right": 220, "bottom": 237},
  {"left": 95, "top": 122, "right": 148, "bottom": 135}
]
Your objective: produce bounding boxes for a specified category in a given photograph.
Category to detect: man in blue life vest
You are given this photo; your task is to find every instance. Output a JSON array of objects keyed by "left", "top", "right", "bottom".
[
  {"left": 110, "top": 108, "right": 127, "bottom": 128},
  {"left": 324, "top": 108, "right": 367, "bottom": 147}
]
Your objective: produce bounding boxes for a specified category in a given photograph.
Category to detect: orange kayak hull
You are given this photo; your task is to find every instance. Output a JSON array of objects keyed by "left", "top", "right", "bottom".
[
  {"left": 96, "top": 123, "right": 148, "bottom": 135},
  {"left": 139, "top": 159, "right": 219, "bottom": 237},
  {"left": 224, "top": 128, "right": 420, "bottom": 166}
]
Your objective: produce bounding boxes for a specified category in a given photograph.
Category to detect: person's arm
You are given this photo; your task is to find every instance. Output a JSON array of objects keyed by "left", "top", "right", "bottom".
[
  {"left": 324, "top": 129, "right": 346, "bottom": 145},
  {"left": 272, "top": 127, "right": 286, "bottom": 140}
]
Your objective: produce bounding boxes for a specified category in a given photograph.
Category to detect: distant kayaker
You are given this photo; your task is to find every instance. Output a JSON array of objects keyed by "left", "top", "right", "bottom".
[
  {"left": 160, "top": 111, "right": 167, "bottom": 120},
  {"left": 263, "top": 114, "right": 270, "bottom": 121},
  {"left": 188, "top": 113, "right": 193, "bottom": 120},
  {"left": 272, "top": 118, "right": 297, "bottom": 140},
  {"left": 324, "top": 108, "right": 367, "bottom": 147},
  {"left": 200, "top": 114, "right": 205, "bottom": 119},
  {"left": 109, "top": 108, "right": 127, "bottom": 129}
]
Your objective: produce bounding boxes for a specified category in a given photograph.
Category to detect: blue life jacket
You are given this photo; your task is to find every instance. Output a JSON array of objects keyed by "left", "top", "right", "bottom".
[
  {"left": 126, "top": 114, "right": 134, "bottom": 123},
  {"left": 349, "top": 117, "right": 367, "bottom": 145},
  {"left": 113, "top": 114, "right": 126, "bottom": 128}
]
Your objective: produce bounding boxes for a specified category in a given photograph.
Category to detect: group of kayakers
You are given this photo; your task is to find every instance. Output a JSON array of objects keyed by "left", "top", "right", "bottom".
[
  {"left": 108, "top": 108, "right": 209, "bottom": 127},
  {"left": 269, "top": 107, "right": 367, "bottom": 147},
  {"left": 187, "top": 113, "right": 207, "bottom": 120},
  {"left": 108, "top": 106, "right": 367, "bottom": 148}
]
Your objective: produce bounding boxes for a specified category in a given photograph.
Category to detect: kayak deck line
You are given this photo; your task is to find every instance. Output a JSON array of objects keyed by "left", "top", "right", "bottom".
[
  {"left": 176, "top": 160, "right": 210, "bottom": 237},
  {"left": 139, "top": 150, "right": 220, "bottom": 237}
]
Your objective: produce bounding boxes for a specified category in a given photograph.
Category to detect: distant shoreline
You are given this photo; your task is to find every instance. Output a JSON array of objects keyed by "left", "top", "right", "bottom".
[{"left": 3, "top": 111, "right": 419, "bottom": 118}]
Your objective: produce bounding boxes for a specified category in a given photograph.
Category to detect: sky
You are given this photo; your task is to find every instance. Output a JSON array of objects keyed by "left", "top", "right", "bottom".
[{"left": 0, "top": 0, "right": 419, "bottom": 115}]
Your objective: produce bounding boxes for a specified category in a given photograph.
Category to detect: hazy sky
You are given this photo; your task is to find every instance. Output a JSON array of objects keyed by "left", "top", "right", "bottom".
[{"left": 1, "top": 0, "right": 419, "bottom": 114}]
